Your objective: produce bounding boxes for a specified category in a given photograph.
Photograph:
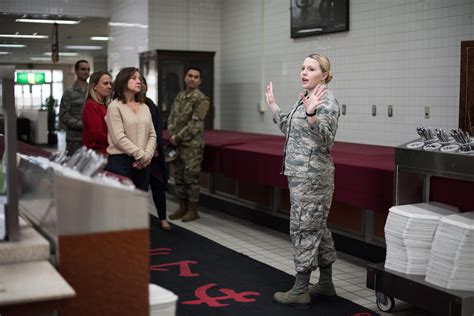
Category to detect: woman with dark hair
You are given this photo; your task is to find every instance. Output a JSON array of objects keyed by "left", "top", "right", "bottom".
[
  {"left": 105, "top": 67, "right": 156, "bottom": 191},
  {"left": 82, "top": 71, "right": 112, "bottom": 155},
  {"left": 142, "top": 76, "right": 171, "bottom": 231}
]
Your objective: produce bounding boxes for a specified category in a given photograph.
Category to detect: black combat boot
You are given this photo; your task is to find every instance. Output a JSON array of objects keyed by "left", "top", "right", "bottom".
[
  {"left": 309, "top": 265, "right": 336, "bottom": 296},
  {"left": 273, "top": 271, "right": 311, "bottom": 309}
]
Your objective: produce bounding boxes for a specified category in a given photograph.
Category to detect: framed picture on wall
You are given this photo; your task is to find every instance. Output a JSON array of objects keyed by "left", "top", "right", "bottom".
[{"left": 290, "top": 0, "right": 349, "bottom": 38}]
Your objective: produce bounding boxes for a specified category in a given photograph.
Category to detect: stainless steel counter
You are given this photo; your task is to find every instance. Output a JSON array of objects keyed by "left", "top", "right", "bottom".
[
  {"left": 395, "top": 139, "right": 474, "bottom": 205},
  {"left": 17, "top": 157, "right": 149, "bottom": 265}
]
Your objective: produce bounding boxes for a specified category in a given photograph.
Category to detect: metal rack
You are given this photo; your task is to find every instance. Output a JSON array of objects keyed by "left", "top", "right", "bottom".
[{"left": 366, "top": 139, "right": 474, "bottom": 315}]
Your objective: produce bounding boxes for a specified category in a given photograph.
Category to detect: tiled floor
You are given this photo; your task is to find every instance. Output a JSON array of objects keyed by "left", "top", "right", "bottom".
[{"left": 149, "top": 196, "right": 433, "bottom": 316}]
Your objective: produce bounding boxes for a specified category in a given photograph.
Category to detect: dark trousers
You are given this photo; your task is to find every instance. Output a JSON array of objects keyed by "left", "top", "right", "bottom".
[
  {"left": 106, "top": 154, "right": 150, "bottom": 192},
  {"left": 150, "top": 175, "right": 167, "bottom": 220}
]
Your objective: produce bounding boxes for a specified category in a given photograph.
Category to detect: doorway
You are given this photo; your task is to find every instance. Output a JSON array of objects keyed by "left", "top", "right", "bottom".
[
  {"left": 140, "top": 50, "right": 215, "bottom": 129},
  {"left": 459, "top": 41, "right": 474, "bottom": 134}
]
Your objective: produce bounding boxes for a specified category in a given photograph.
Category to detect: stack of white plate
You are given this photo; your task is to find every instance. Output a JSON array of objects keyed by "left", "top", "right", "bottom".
[
  {"left": 384, "top": 202, "right": 458, "bottom": 275},
  {"left": 425, "top": 212, "right": 474, "bottom": 291}
]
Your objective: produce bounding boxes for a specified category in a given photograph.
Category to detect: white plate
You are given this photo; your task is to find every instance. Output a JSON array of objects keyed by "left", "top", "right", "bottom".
[
  {"left": 439, "top": 139, "right": 455, "bottom": 145},
  {"left": 407, "top": 141, "right": 424, "bottom": 149},
  {"left": 440, "top": 144, "right": 459, "bottom": 153},
  {"left": 423, "top": 143, "right": 441, "bottom": 151},
  {"left": 423, "top": 137, "right": 439, "bottom": 144}
]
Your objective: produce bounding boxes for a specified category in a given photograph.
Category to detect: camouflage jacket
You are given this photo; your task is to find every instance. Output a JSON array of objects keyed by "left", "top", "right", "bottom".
[
  {"left": 59, "top": 81, "right": 87, "bottom": 133},
  {"left": 168, "top": 89, "right": 209, "bottom": 147},
  {"left": 273, "top": 90, "right": 340, "bottom": 178}
]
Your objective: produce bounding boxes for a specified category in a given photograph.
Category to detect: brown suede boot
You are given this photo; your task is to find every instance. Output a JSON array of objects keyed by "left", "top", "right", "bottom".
[
  {"left": 169, "top": 199, "right": 188, "bottom": 220},
  {"left": 273, "top": 272, "right": 311, "bottom": 309},
  {"left": 182, "top": 201, "right": 200, "bottom": 222},
  {"left": 309, "top": 265, "right": 336, "bottom": 296}
]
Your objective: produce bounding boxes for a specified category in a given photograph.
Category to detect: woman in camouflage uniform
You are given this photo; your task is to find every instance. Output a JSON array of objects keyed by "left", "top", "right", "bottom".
[{"left": 265, "top": 54, "right": 340, "bottom": 309}]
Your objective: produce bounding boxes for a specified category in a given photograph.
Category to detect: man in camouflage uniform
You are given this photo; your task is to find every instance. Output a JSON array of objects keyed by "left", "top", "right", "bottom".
[
  {"left": 167, "top": 67, "right": 209, "bottom": 222},
  {"left": 59, "top": 59, "right": 90, "bottom": 155},
  {"left": 265, "top": 54, "right": 339, "bottom": 309}
]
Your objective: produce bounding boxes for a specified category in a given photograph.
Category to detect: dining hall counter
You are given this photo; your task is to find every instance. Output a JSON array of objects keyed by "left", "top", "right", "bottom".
[
  {"left": 0, "top": 213, "right": 75, "bottom": 316},
  {"left": 164, "top": 130, "right": 474, "bottom": 260},
  {"left": 0, "top": 135, "right": 151, "bottom": 316}
]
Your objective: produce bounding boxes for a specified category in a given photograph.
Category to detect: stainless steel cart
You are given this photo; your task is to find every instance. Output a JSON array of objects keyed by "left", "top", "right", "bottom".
[
  {"left": 367, "top": 262, "right": 474, "bottom": 315},
  {"left": 366, "top": 139, "right": 474, "bottom": 315}
]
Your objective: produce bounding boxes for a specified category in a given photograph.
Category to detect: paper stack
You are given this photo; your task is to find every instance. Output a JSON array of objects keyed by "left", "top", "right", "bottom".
[
  {"left": 384, "top": 202, "right": 457, "bottom": 275},
  {"left": 425, "top": 212, "right": 474, "bottom": 291}
]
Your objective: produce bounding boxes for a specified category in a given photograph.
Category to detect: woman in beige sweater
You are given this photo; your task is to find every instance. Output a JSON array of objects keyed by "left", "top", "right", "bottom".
[{"left": 105, "top": 67, "right": 156, "bottom": 191}]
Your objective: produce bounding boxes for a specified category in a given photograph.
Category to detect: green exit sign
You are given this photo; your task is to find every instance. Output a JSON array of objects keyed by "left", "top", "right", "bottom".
[{"left": 16, "top": 72, "right": 46, "bottom": 85}]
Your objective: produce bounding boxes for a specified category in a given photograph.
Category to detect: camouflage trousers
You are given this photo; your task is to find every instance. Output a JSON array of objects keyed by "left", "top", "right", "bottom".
[
  {"left": 288, "top": 175, "right": 337, "bottom": 273},
  {"left": 66, "top": 140, "right": 82, "bottom": 156},
  {"left": 65, "top": 129, "right": 83, "bottom": 155},
  {"left": 173, "top": 146, "right": 204, "bottom": 202}
]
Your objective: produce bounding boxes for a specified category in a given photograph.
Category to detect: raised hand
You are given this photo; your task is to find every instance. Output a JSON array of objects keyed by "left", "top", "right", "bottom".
[
  {"left": 265, "top": 82, "right": 279, "bottom": 113},
  {"left": 300, "top": 84, "right": 327, "bottom": 115}
]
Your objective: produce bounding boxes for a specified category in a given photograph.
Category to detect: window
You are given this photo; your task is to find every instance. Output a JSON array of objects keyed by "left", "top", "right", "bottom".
[{"left": 14, "top": 69, "right": 63, "bottom": 109}]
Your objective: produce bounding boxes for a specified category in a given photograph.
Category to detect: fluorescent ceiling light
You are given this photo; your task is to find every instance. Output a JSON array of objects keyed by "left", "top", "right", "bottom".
[
  {"left": 30, "top": 57, "right": 51, "bottom": 61},
  {"left": 109, "top": 22, "right": 148, "bottom": 29},
  {"left": 90, "top": 36, "right": 109, "bottom": 41},
  {"left": 0, "top": 34, "right": 48, "bottom": 39},
  {"left": 16, "top": 18, "right": 80, "bottom": 25},
  {"left": 64, "top": 45, "right": 103, "bottom": 50},
  {"left": 0, "top": 52, "right": 12, "bottom": 55},
  {"left": 0, "top": 44, "right": 26, "bottom": 48},
  {"left": 44, "top": 52, "right": 79, "bottom": 57}
]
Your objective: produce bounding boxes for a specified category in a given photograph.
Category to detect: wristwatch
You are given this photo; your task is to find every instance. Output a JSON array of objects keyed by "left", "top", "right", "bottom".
[{"left": 305, "top": 110, "right": 317, "bottom": 117}]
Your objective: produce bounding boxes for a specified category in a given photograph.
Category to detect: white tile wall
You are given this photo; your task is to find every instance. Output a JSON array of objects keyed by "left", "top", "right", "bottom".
[
  {"left": 220, "top": 0, "right": 267, "bottom": 133},
  {"left": 107, "top": 0, "right": 148, "bottom": 75},
  {"left": 148, "top": 0, "right": 221, "bottom": 53},
  {"left": 0, "top": 0, "right": 110, "bottom": 17},
  {"left": 220, "top": 0, "right": 474, "bottom": 146},
  {"left": 147, "top": 0, "right": 221, "bottom": 127},
  {"left": 6, "top": 0, "right": 472, "bottom": 146}
]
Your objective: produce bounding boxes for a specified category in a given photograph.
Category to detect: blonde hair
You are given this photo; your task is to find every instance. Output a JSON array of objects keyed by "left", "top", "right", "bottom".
[
  {"left": 87, "top": 71, "right": 112, "bottom": 105},
  {"left": 308, "top": 54, "right": 333, "bottom": 84}
]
